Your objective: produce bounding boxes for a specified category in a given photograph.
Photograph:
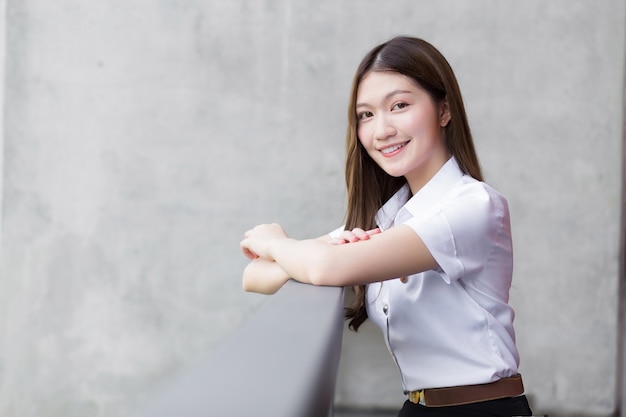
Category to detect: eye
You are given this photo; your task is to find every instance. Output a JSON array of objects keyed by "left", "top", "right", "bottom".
[
  {"left": 357, "top": 111, "right": 374, "bottom": 121},
  {"left": 392, "top": 102, "right": 409, "bottom": 111}
]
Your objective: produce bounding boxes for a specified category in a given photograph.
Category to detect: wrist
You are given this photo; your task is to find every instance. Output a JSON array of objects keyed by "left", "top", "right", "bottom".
[
  {"left": 267, "top": 236, "right": 295, "bottom": 261},
  {"left": 266, "top": 237, "right": 283, "bottom": 261}
]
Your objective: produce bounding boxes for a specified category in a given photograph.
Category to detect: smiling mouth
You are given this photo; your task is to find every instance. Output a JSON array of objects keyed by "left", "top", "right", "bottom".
[{"left": 380, "top": 142, "right": 408, "bottom": 155}]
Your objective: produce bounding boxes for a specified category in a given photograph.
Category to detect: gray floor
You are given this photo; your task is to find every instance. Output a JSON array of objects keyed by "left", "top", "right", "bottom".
[
  {"left": 334, "top": 408, "right": 397, "bottom": 417},
  {"left": 333, "top": 407, "right": 547, "bottom": 417}
]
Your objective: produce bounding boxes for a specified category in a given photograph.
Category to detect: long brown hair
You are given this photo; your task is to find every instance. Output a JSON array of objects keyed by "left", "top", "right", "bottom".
[{"left": 343, "top": 36, "right": 483, "bottom": 331}]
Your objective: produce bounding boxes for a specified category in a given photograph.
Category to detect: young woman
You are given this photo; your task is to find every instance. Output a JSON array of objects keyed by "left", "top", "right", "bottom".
[{"left": 240, "top": 36, "right": 533, "bottom": 417}]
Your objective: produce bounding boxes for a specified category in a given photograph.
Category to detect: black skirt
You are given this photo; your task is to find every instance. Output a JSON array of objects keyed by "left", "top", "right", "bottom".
[{"left": 397, "top": 395, "right": 533, "bottom": 417}]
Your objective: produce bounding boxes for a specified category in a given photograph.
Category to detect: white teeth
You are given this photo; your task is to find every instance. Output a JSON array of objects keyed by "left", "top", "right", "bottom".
[{"left": 381, "top": 143, "right": 405, "bottom": 154}]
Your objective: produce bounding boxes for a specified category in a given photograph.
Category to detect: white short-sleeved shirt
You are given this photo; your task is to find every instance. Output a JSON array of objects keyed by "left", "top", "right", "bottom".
[{"left": 337, "top": 157, "right": 520, "bottom": 392}]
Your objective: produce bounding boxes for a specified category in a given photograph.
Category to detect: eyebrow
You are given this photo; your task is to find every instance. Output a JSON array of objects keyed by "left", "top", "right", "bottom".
[{"left": 356, "top": 89, "right": 413, "bottom": 108}]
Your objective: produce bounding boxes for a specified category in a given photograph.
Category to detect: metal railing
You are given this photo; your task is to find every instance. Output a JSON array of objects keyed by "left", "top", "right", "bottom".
[{"left": 128, "top": 280, "right": 345, "bottom": 417}]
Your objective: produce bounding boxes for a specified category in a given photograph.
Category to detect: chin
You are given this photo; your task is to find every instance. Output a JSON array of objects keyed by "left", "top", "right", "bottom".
[{"left": 381, "top": 167, "right": 408, "bottom": 178}]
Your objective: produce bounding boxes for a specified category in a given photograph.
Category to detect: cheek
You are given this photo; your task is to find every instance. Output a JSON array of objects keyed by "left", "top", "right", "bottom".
[
  {"left": 357, "top": 125, "right": 370, "bottom": 146},
  {"left": 407, "top": 113, "right": 439, "bottom": 136}
]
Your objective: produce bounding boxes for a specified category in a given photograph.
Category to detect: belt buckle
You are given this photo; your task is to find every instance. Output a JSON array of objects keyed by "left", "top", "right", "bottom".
[{"left": 409, "top": 390, "right": 425, "bottom": 405}]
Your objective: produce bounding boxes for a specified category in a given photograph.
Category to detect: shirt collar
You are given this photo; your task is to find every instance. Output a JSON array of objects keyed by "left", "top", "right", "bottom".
[{"left": 376, "top": 157, "right": 465, "bottom": 230}]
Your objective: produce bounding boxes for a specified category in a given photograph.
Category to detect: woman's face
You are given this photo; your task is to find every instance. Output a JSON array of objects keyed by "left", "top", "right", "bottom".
[{"left": 356, "top": 71, "right": 450, "bottom": 193}]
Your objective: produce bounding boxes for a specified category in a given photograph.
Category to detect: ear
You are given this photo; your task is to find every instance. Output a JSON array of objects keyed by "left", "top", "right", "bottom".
[{"left": 439, "top": 97, "right": 451, "bottom": 127}]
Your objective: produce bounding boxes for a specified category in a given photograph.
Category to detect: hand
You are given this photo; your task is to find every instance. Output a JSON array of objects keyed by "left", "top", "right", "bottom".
[
  {"left": 329, "top": 227, "right": 381, "bottom": 245},
  {"left": 240, "top": 223, "right": 288, "bottom": 260}
]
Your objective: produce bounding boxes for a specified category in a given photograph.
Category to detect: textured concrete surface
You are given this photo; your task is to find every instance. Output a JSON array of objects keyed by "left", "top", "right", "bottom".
[{"left": 0, "top": 1, "right": 624, "bottom": 416}]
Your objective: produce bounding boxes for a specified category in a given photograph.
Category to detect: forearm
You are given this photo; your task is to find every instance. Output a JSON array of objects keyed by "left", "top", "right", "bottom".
[
  {"left": 265, "top": 226, "right": 438, "bottom": 287},
  {"left": 241, "top": 222, "right": 434, "bottom": 288},
  {"left": 267, "top": 238, "right": 336, "bottom": 286},
  {"left": 242, "top": 259, "right": 291, "bottom": 294}
]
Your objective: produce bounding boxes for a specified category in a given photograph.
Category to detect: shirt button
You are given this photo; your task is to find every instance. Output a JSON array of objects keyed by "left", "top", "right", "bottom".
[{"left": 382, "top": 304, "right": 389, "bottom": 315}]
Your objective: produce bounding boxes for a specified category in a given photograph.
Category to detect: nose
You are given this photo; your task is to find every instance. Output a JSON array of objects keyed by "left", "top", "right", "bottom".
[{"left": 373, "top": 114, "right": 396, "bottom": 141}]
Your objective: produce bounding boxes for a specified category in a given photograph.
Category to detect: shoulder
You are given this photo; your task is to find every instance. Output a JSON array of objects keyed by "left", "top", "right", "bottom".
[
  {"left": 403, "top": 175, "right": 509, "bottom": 223},
  {"left": 403, "top": 177, "right": 510, "bottom": 247},
  {"left": 446, "top": 178, "right": 509, "bottom": 217},
  {"left": 440, "top": 178, "right": 510, "bottom": 235}
]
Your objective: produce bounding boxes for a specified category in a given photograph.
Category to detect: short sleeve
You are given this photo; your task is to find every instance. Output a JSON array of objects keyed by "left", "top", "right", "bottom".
[{"left": 403, "top": 184, "right": 507, "bottom": 284}]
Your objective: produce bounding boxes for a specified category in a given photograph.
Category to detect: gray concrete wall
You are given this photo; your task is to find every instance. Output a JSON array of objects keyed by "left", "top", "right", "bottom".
[
  {"left": 0, "top": 0, "right": 5, "bottom": 246},
  {"left": 1, "top": 1, "right": 624, "bottom": 416}
]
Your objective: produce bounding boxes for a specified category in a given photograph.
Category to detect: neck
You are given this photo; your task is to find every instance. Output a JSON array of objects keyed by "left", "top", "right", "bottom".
[{"left": 405, "top": 151, "right": 451, "bottom": 195}]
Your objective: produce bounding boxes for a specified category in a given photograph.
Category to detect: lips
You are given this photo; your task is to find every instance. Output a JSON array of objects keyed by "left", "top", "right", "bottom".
[{"left": 380, "top": 141, "right": 409, "bottom": 155}]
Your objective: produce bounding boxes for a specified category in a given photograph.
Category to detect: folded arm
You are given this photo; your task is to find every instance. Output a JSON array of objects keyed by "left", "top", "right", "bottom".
[
  {"left": 241, "top": 233, "right": 334, "bottom": 294},
  {"left": 241, "top": 224, "right": 438, "bottom": 288}
]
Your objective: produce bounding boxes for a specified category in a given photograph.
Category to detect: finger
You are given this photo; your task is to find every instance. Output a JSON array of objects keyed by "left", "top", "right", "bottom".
[
  {"left": 366, "top": 227, "right": 381, "bottom": 236},
  {"left": 240, "top": 240, "right": 259, "bottom": 260},
  {"left": 350, "top": 228, "right": 366, "bottom": 239},
  {"left": 329, "top": 237, "right": 349, "bottom": 245},
  {"left": 348, "top": 228, "right": 375, "bottom": 241},
  {"left": 244, "top": 249, "right": 259, "bottom": 260},
  {"left": 339, "top": 231, "right": 359, "bottom": 243}
]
